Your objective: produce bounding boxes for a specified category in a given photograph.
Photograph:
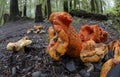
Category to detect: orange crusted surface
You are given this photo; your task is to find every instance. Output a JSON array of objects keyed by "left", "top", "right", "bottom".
[
  {"left": 47, "top": 12, "right": 83, "bottom": 60},
  {"left": 47, "top": 12, "right": 108, "bottom": 61},
  {"left": 79, "top": 25, "right": 108, "bottom": 43}
]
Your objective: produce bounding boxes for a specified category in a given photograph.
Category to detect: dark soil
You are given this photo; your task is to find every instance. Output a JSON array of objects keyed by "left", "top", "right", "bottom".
[{"left": 0, "top": 18, "right": 119, "bottom": 77}]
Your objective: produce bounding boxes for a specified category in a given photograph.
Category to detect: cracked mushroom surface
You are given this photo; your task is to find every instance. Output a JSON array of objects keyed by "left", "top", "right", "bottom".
[
  {"left": 80, "top": 40, "right": 108, "bottom": 63},
  {"left": 47, "top": 12, "right": 83, "bottom": 60},
  {"left": 6, "top": 36, "right": 32, "bottom": 52},
  {"left": 109, "top": 40, "right": 120, "bottom": 51},
  {"left": 101, "top": 40, "right": 120, "bottom": 77},
  {"left": 79, "top": 24, "right": 108, "bottom": 43}
]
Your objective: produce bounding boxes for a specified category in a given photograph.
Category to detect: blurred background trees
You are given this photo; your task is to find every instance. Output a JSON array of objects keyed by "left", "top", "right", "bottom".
[{"left": 0, "top": 0, "right": 119, "bottom": 26}]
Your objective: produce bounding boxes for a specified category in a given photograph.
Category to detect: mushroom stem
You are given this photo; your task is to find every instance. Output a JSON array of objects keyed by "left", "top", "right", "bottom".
[{"left": 85, "top": 63, "right": 94, "bottom": 72}]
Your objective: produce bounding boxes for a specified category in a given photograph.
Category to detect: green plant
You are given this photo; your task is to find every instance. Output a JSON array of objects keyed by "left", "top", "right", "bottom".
[{"left": 108, "top": 2, "right": 120, "bottom": 16}]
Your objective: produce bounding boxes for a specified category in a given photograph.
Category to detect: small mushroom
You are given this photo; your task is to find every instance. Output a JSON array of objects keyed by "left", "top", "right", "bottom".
[
  {"left": 27, "top": 25, "right": 44, "bottom": 34},
  {"left": 6, "top": 36, "right": 32, "bottom": 52},
  {"left": 33, "top": 25, "right": 43, "bottom": 30},
  {"left": 34, "top": 29, "right": 40, "bottom": 34},
  {"left": 39, "top": 30, "right": 45, "bottom": 33},
  {"left": 27, "top": 29, "right": 34, "bottom": 34},
  {"left": 33, "top": 25, "right": 43, "bottom": 33}
]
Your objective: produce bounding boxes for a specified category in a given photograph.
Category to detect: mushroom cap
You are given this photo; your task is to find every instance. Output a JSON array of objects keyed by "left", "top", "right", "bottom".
[
  {"left": 20, "top": 40, "right": 32, "bottom": 47},
  {"left": 6, "top": 42, "right": 21, "bottom": 51},
  {"left": 17, "top": 36, "right": 32, "bottom": 46},
  {"left": 49, "top": 12, "right": 72, "bottom": 27},
  {"left": 34, "top": 25, "right": 43, "bottom": 30},
  {"left": 49, "top": 12, "right": 61, "bottom": 23}
]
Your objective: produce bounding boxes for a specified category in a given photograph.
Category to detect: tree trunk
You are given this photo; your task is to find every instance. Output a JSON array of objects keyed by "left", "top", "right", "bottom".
[
  {"left": 10, "top": 0, "right": 20, "bottom": 21},
  {"left": 91, "top": 0, "right": 95, "bottom": 13},
  {"left": 56, "top": 0, "right": 58, "bottom": 11},
  {"left": 100, "top": 0, "right": 103, "bottom": 13},
  {"left": 35, "top": 4, "right": 43, "bottom": 22},
  {"left": 69, "top": 0, "right": 72, "bottom": 10},
  {"left": 47, "top": 0, "right": 51, "bottom": 19},
  {"left": 23, "top": 5, "right": 27, "bottom": 17},
  {"left": 94, "top": 0, "right": 99, "bottom": 13},
  {"left": 19, "top": 11, "right": 22, "bottom": 17},
  {"left": 44, "top": 5, "right": 47, "bottom": 17},
  {"left": 74, "top": 0, "right": 76, "bottom": 9},
  {"left": 23, "top": 0, "right": 27, "bottom": 17},
  {"left": 63, "top": 0, "right": 68, "bottom": 12},
  {"left": 0, "top": 7, "right": 4, "bottom": 25},
  {"left": 4, "top": 14, "right": 9, "bottom": 24}
]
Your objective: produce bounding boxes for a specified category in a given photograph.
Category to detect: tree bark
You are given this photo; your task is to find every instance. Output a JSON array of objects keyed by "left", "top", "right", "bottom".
[
  {"left": 100, "top": 0, "right": 103, "bottom": 13},
  {"left": 47, "top": 0, "right": 51, "bottom": 19},
  {"left": 74, "top": 0, "right": 76, "bottom": 9},
  {"left": 94, "top": 0, "right": 99, "bottom": 13},
  {"left": 63, "top": 0, "right": 68, "bottom": 12},
  {"left": 0, "top": 7, "right": 4, "bottom": 25},
  {"left": 44, "top": 5, "right": 47, "bottom": 17},
  {"left": 4, "top": 14, "right": 9, "bottom": 24},
  {"left": 23, "top": 0, "right": 27, "bottom": 17},
  {"left": 69, "top": 0, "right": 72, "bottom": 10},
  {"left": 10, "top": 0, "right": 20, "bottom": 21},
  {"left": 91, "top": 0, "right": 95, "bottom": 13},
  {"left": 35, "top": 4, "right": 43, "bottom": 22}
]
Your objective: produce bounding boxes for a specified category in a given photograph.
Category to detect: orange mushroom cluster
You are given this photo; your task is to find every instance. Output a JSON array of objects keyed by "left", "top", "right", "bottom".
[
  {"left": 46, "top": 12, "right": 120, "bottom": 77},
  {"left": 47, "top": 12, "right": 108, "bottom": 62}
]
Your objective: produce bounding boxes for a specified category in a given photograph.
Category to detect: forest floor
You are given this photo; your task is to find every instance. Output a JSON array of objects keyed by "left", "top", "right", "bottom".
[{"left": 0, "top": 17, "right": 120, "bottom": 77}]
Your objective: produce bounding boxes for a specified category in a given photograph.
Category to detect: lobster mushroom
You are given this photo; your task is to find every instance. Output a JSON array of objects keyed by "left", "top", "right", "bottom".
[
  {"left": 47, "top": 12, "right": 83, "bottom": 60},
  {"left": 101, "top": 40, "right": 120, "bottom": 77},
  {"left": 80, "top": 40, "right": 108, "bottom": 72}
]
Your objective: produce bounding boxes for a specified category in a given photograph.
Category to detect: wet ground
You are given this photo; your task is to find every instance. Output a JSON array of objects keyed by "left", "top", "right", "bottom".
[{"left": 0, "top": 18, "right": 120, "bottom": 77}]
